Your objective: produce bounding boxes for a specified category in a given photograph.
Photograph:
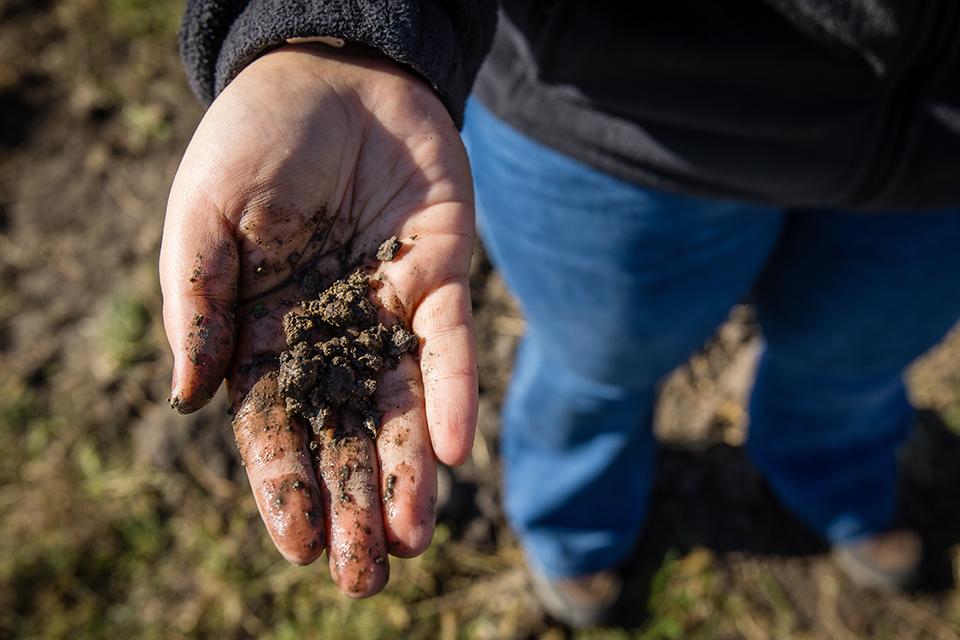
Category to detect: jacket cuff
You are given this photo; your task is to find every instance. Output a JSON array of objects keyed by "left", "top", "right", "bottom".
[{"left": 178, "top": 1, "right": 497, "bottom": 128}]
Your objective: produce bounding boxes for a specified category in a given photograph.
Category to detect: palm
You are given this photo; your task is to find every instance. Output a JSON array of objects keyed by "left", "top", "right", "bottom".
[{"left": 160, "top": 45, "right": 477, "bottom": 597}]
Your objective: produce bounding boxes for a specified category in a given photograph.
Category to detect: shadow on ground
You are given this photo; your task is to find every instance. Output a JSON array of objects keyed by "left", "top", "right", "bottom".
[{"left": 607, "top": 410, "right": 960, "bottom": 631}]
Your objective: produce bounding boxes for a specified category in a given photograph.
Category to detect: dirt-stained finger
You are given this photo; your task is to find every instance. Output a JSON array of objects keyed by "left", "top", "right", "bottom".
[
  {"left": 161, "top": 223, "right": 239, "bottom": 414},
  {"left": 369, "top": 230, "right": 478, "bottom": 467},
  {"left": 413, "top": 280, "right": 478, "bottom": 466},
  {"left": 232, "top": 371, "right": 325, "bottom": 564},
  {"left": 313, "top": 422, "right": 390, "bottom": 598},
  {"left": 375, "top": 357, "right": 437, "bottom": 557}
]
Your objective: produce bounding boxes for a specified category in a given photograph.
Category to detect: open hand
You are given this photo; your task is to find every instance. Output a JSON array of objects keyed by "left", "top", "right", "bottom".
[{"left": 159, "top": 44, "right": 477, "bottom": 596}]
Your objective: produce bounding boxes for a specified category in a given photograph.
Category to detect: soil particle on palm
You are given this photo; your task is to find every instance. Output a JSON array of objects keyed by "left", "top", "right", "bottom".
[
  {"left": 385, "top": 473, "right": 397, "bottom": 501},
  {"left": 376, "top": 236, "right": 402, "bottom": 262},
  {"left": 277, "top": 249, "right": 418, "bottom": 438},
  {"left": 337, "top": 463, "right": 353, "bottom": 503}
]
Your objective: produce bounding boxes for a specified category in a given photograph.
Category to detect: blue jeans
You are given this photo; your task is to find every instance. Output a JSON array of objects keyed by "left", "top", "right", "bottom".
[{"left": 462, "top": 100, "right": 960, "bottom": 579}]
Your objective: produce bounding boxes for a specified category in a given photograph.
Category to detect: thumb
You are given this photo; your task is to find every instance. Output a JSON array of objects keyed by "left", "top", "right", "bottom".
[{"left": 160, "top": 186, "right": 239, "bottom": 414}]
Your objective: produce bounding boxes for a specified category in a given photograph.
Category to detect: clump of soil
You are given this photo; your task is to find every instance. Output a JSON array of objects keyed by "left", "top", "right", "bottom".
[
  {"left": 277, "top": 237, "right": 417, "bottom": 437},
  {"left": 376, "top": 235, "right": 402, "bottom": 262}
]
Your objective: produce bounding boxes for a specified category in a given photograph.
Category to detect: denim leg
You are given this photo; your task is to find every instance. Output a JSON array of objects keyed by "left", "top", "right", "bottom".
[
  {"left": 750, "top": 209, "right": 960, "bottom": 543},
  {"left": 463, "top": 100, "right": 784, "bottom": 577}
]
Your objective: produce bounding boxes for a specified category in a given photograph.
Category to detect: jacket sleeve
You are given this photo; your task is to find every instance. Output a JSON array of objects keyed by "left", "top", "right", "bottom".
[{"left": 178, "top": 0, "right": 498, "bottom": 127}]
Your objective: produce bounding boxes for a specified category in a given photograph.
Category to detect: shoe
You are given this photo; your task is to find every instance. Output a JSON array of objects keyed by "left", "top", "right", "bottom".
[
  {"left": 833, "top": 528, "right": 923, "bottom": 592},
  {"left": 528, "top": 565, "right": 623, "bottom": 629}
]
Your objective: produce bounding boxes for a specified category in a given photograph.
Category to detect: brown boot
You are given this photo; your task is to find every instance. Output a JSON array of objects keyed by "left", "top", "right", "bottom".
[
  {"left": 833, "top": 528, "right": 923, "bottom": 592},
  {"left": 529, "top": 565, "right": 623, "bottom": 628}
]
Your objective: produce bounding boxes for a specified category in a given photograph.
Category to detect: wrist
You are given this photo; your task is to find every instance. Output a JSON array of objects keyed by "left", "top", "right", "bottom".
[{"left": 247, "top": 41, "right": 449, "bottom": 125}]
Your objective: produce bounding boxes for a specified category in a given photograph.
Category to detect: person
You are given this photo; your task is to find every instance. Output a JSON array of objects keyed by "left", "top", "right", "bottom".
[{"left": 161, "top": 1, "right": 960, "bottom": 628}]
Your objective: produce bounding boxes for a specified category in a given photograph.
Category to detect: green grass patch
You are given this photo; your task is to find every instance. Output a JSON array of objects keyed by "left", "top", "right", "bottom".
[
  {"left": 105, "top": 0, "right": 182, "bottom": 40},
  {"left": 96, "top": 292, "right": 154, "bottom": 368}
]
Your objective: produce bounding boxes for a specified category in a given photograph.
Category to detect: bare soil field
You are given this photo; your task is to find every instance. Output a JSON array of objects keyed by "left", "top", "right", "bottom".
[{"left": 2, "top": 2, "right": 960, "bottom": 638}]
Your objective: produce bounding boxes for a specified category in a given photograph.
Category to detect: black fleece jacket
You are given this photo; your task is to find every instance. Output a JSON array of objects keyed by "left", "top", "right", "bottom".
[
  {"left": 178, "top": 0, "right": 496, "bottom": 127},
  {"left": 180, "top": 1, "right": 960, "bottom": 210}
]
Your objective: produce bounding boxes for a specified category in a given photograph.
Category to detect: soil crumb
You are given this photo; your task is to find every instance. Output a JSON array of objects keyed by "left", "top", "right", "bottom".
[
  {"left": 277, "top": 249, "right": 418, "bottom": 438},
  {"left": 385, "top": 473, "right": 397, "bottom": 501},
  {"left": 376, "top": 236, "right": 402, "bottom": 262}
]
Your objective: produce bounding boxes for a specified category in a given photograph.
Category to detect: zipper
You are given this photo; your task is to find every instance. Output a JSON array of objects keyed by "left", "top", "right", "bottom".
[{"left": 849, "top": 0, "right": 960, "bottom": 205}]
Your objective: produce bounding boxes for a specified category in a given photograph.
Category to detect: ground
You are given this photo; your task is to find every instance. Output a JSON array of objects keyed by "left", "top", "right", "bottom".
[{"left": 1, "top": 1, "right": 960, "bottom": 638}]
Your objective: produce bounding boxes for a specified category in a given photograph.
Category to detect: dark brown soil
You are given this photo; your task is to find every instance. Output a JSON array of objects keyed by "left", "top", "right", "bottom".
[{"left": 277, "top": 249, "right": 418, "bottom": 438}]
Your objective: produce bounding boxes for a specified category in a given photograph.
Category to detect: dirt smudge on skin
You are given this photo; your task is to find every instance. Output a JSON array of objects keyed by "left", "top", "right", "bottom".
[
  {"left": 314, "top": 424, "right": 389, "bottom": 596},
  {"left": 170, "top": 304, "right": 236, "bottom": 413},
  {"left": 185, "top": 312, "right": 213, "bottom": 365}
]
